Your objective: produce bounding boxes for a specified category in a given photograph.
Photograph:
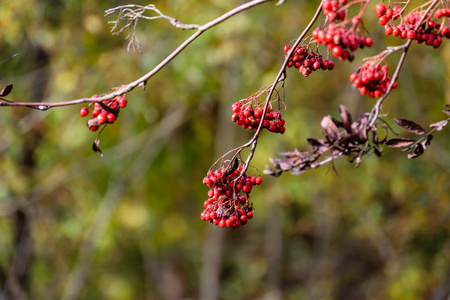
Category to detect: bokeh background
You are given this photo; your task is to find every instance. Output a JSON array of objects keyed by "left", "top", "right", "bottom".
[{"left": 1, "top": 0, "right": 449, "bottom": 299}]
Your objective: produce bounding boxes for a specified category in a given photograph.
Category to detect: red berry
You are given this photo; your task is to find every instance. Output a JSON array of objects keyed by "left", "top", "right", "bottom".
[
  {"left": 107, "top": 113, "right": 116, "bottom": 123},
  {"left": 97, "top": 114, "right": 107, "bottom": 125},
  {"left": 80, "top": 107, "right": 89, "bottom": 117},
  {"left": 332, "top": 46, "right": 342, "bottom": 57},
  {"left": 247, "top": 212, "right": 254, "bottom": 219},
  {"left": 90, "top": 126, "right": 99, "bottom": 132},
  {"left": 92, "top": 108, "right": 101, "bottom": 118},
  {"left": 242, "top": 185, "right": 252, "bottom": 194},
  {"left": 327, "top": 61, "right": 335, "bottom": 70},
  {"left": 240, "top": 215, "right": 248, "bottom": 224},
  {"left": 359, "top": 86, "right": 367, "bottom": 96},
  {"left": 376, "top": 3, "right": 387, "bottom": 17},
  {"left": 117, "top": 96, "right": 127, "bottom": 108},
  {"left": 385, "top": 25, "right": 393, "bottom": 35},
  {"left": 379, "top": 16, "right": 389, "bottom": 25},
  {"left": 255, "top": 176, "right": 262, "bottom": 185},
  {"left": 219, "top": 219, "right": 226, "bottom": 228},
  {"left": 407, "top": 30, "right": 416, "bottom": 39}
]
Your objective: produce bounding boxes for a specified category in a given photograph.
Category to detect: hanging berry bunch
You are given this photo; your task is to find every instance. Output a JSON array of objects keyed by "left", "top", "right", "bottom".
[
  {"left": 385, "top": 12, "right": 450, "bottom": 47},
  {"left": 201, "top": 160, "right": 261, "bottom": 229},
  {"left": 350, "top": 59, "right": 397, "bottom": 97},
  {"left": 380, "top": 2, "right": 450, "bottom": 47},
  {"left": 284, "top": 44, "right": 335, "bottom": 76},
  {"left": 231, "top": 86, "right": 286, "bottom": 133},
  {"left": 312, "top": 17, "right": 373, "bottom": 62},
  {"left": 80, "top": 92, "right": 128, "bottom": 132},
  {"left": 376, "top": 3, "right": 404, "bottom": 26},
  {"left": 322, "top": 0, "right": 348, "bottom": 21}
]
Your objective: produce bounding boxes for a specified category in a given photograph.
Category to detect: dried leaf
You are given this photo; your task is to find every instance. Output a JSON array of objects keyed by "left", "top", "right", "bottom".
[
  {"left": 384, "top": 138, "right": 416, "bottom": 148},
  {"left": 443, "top": 110, "right": 450, "bottom": 116},
  {"left": 429, "top": 119, "right": 448, "bottom": 131},
  {"left": 321, "top": 116, "right": 339, "bottom": 140},
  {"left": 394, "top": 118, "right": 427, "bottom": 135},
  {"left": 92, "top": 138, "right": 103, "bottom": 157},
  {"left": 307, "top": 138, "right": 328, "bottom": 153},
  {"left": 278, "top": 149, "right": 303, "bottom": 157},
  {"left": 87, "top": 118, "right": 100, "bottom": 129},
  {"left": 279, "top": 162, "right": 293, "bottom": 171},
  {"left": 357, "top": 115, "right": 368, "bottom": 142},
  {"left": 424, "top": 134, "right": 433, "bottom": 147},
  {"left": 339, "top": 105, "right": 352, "bottom": 133},
  {"left": 374, "top": 147, "right": 382, "bottom": 157},
  {"left": 407, "top": 143, "right": 424, "bottom": 159},
  {"left": 227, "top": 158, "right": 239, "bottom": 174},
  {"left": 0, "top": 84, "right": 13, "bottom": 97}
]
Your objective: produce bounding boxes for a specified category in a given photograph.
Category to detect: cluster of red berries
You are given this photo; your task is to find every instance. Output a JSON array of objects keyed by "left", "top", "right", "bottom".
[
  {"left": 322, "top": 0, "right": 348, "bottom": 21},
  {"left": 384, "top": 13, "right": 450, "bottom": 47},
  {"left": 376, "top": 3, "right": 404, "bottom": 25},
  {"left": 201, "top": 165, "right": 261, "bottom": 229},
  {"left": 312, "top": 21, "right": 373, "bottom": 62},
  {"left": 435, "top": 7, "right": 450, "bottom": 19},
  {"left": 378, "top": 3, "right": 450, "bottom": 47},
  {"left": 350, "top": 62, "right": 397, "bottom": 97},
  {"left": 231, "top": 100, "right": 286, "bottom": 133},
  {"left": 284, "top": 45, "right": 335, "bottom": 76},
  {"left": 79, "top": 94, "right": 127, "bottom": 131}
]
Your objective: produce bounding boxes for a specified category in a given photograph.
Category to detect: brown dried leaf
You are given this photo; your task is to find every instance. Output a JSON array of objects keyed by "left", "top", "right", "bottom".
[
  {"left": 0, "top": 84, "right": 13, "bottom": 97},
  {"left": 307, "top": 138, "right": 328, "bottom": 153},
  {"left": 321, "top": 116, "right": 339, "bottom": 140},
  {"left": 92, "top": 138, "right": 103, "bottom": 157},
  {"left": 384, "top": 138, "right": 416, "bottom": 148},
  {"left": 87, "top": 118, "right": 100, "bottom": 129},
  {"left": 394, "top": 118, "right": 427, "bottom": 135},
  {"left": 407, "top": 143, "right": 424, "bottom": 159},
  {"left": 278, "top": 149, "right": 303, "bottom": 157},
  {"left": 357, "top": 115, "right": 368, "bottom": 142},
  {"left": 429, "top": 120, "right": 448, "bottom": 131},
  {"left": 339, "top": 105, "right": 352, "bottom": 133}
]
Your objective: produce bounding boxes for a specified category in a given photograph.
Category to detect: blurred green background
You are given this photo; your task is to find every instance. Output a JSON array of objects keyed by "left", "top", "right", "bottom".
[{"left": 1, "top": 0, "right": 449, "bottom": 299}]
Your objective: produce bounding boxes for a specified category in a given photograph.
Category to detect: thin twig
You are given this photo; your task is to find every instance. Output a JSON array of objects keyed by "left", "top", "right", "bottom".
[
  {"left": 238, "top": 0, "right": 325, "bottom": 176},
  {"left": 0, "top": 0, "right": 273, "bottom": 110},
  {"left": 368, "top": 0, "right": 441, "bottom": 128}
]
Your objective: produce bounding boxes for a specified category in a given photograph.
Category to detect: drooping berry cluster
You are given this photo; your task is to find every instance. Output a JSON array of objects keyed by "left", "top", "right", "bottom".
[
  {"left": 379, "top": 3, "right": 450, "bottom": 47},
  {"left": 284, "top": 45, "right": 335, "bottom": 76},
  {"left": 80, "top": 94, "right": 127, "bottom": 132},
  {"left": 350, "top": 62, "right": 397, "bottom": 97},
  {"left": 435, "top": 7, "right": 450, "bottom": 19},
  {"left": 376, "top": 3, "right": 404, "bottom": 25},
  {"left": 231, "top": 99, "right": 286, "bottom": 133},
  {"left": 312, "top": 20, "right": 373, "bottom": 62},
  {"left": 201, "top": 164, "right": 261, "bottom": 229},
  {"left": 322, "top": 0, "right": 348, "bottom": 21}
]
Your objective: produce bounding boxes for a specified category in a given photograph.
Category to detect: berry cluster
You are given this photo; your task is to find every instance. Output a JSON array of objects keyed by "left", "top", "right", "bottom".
[
  {"left": 284, "top": 45, "right": 335, "bottom": 76},
  {"left": 350, "top": 62, "right": 397, "bottom": 97},
  {"left": 435, "top": 7, "right": 450, "bottom": 19},
  {"left": 322, "top": 0, "right": 348, "bottom": 21},
  {"left": 201, "top": 165, "right": 261, "bottom": 229},
  {"left": 384, "top": 13, "right": 450, "bottom": 47},
  {"left": 80, "top": 94, "right": 127, "bottom": 131},
  {"left": 376, "top": 3, "right": 404, "bottom": 25},
  {"left": 312, "top": 21, "right": 373, "bottom": 62},
  {"left": 231, "top": 100, "right": 286, "bottom": 133}
]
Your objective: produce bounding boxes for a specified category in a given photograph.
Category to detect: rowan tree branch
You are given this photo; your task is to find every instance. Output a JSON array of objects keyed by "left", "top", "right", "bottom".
[{"left": 0, "top": 0, "right": 273, "bottom": 110}]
